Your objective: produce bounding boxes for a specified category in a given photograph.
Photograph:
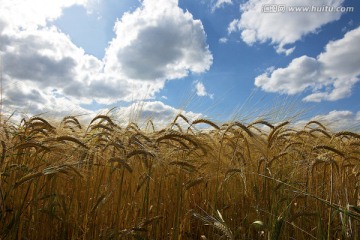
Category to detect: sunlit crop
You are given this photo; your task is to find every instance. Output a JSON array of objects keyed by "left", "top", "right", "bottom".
[{"left": 0, "top": 114, "right": 359, "bottom": 239}]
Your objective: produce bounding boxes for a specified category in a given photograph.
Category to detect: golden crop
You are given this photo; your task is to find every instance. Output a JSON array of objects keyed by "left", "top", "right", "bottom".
[{"left": 0, "top": 114, "right": 359, "bottom": 239}]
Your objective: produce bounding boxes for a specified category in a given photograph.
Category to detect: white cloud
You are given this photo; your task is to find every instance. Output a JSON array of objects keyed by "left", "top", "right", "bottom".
[
  {"left": 103, "top": 0, "right": 212, "bottom": 82},
  {"left": 219, "top": 37, "right": 228, "bottom": 43},
  {"left": 114, "top": 101, "right": 202, "bottom": 129},
  {"left": 229, "top": 0, "right": 344, "bottom": 54},
  {"left": 212, "top": 0, "right": 232, "bottom": 12},
  {"left": 2, "top": 97, "right": 203, "bottom": 130},
  {"left": 195, "top": 81, "right": 214, "bottom": 99},
  {"left": 356, "top": 112, "right": 360, "bottom": 121},
  {"left": 255, "top": 26, "right": 360, "bottom": 102},
  {"left": 0, "top": 0, "right": 88, "bottom": 31},
  {"left": 0, "top": 0, "right": 212, "bottom": 117},
  {"left": 2, "top": 83, "right": 92, "bottom": 120},
  {"left": 296, "top": 110, "right": 360, "bottom": 131},
  {"left": 195, "top": 82, "right": 207, "bottom": 96},
  {"left": 255, "top": 56, "right": 321, "bottom": 94},
  {"left": 0, "top": 26, "right": 113, "bottom": 105}
]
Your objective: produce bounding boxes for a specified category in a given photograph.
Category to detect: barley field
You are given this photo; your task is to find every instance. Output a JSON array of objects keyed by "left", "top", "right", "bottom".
[{"left": 0, "top": 114, "right": 360, "bottom": 239}]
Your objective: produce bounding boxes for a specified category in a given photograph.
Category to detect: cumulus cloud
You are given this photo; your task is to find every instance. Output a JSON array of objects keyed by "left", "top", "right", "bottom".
[
  {"left": 114, "top": 101, "right": 202, "bottom": 129},
  {"left": 0, "top": 0, "right": 212, "bottom": 117},
  {"left": 0, "top": 0, "right": 88, "bottom": 31},
  {"left": 2, "top": 83, "right": 92, "bottom": 119},
  {"left": 0, "top": 26, "right": 112, "bottom": 106},
  {"left": 212, "top": 0, "right": 232, "bottom": 12},
  {"left": 255, "top": 56, "right": 321, "bottom": 94},
  {"left": 195, "top": 81, "right": 214, "bottom": 99},
  {"left": 0, "top": 0, "right": 106, "bottom": 109},
  {"left": 229, "top": 0, "right": 344, "bottom": 54},
  {"left": 103, "top": 0, "right": 212, "bottom": 82},
  {"left": 255, "top": 26, "right": 360, "bottom": 102},
  {"left": 296, "top": 110, "right": 360, "bottom": 131}
]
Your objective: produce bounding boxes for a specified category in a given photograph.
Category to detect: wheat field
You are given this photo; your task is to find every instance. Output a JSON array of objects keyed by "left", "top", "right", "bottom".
[{"left": 0, "top": 114, "right": 360, "bottom": 239}]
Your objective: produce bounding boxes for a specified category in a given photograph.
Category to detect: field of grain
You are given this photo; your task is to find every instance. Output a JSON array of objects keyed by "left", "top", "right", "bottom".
[{"left": 0, "top": 114, "right": 360, "bottom": 239}]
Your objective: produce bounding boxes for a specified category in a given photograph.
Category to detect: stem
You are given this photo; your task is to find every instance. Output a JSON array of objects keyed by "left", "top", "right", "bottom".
[
  {"left": 173, "top": 169, "right": 183, "bottom": 240},
  {"left": 327, "top": 164, "right": 333, "bottom": 240}
]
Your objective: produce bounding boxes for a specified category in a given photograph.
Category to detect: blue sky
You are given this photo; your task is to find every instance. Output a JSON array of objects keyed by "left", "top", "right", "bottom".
[{"left": 0, "top": 0, "right": 359, "bottom": 129}]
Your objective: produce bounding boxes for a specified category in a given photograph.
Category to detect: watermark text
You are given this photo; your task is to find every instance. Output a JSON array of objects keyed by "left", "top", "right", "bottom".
[{"left": 262, "top": 4, "right": 354, "bottom": 13}]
